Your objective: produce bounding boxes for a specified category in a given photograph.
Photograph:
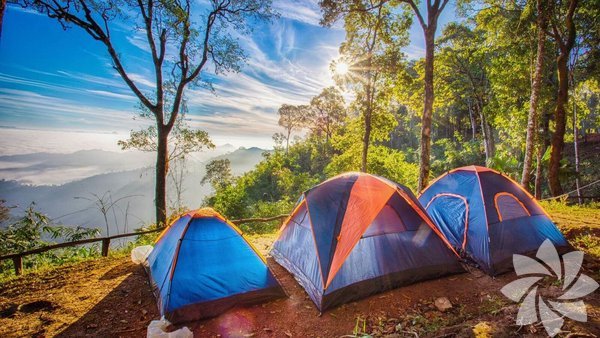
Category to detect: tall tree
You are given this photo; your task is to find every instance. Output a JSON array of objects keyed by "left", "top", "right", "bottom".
[
  {"left": 321, "top": 0, "right": 450, "bottom": 189},
  {"left": 307, "top": 86, "right": 346, "bottom": 144},
  {"left": 277, "top": 104, "right": 308, "bottom": 154},
  {"left": 521, "top": 0, "right": 549, "bottom": 190},
  {"left": 202, "top": 159, "right": 233, "bottom": 190},
  {"left": 436, "top": 23, "right": 494, "bottom": 162},
  {"left": 322, "top": 0, "right": 409, "bottom": 172},
  {"left": 17, "top": 0, "right": 273, "bottom": 226},
  {"left": 406, "top": 0, "right": 450, "bottom": 191},
  {"left": 547, "top": 0, "right": 579, "bottom": 196}
]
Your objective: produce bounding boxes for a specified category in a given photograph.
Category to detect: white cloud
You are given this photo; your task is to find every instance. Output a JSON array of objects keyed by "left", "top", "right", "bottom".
[
  {"left": 0, "top": 128, "right": 127, "bottom": 156},
  {"left": 403, "top": 44, "right": 426, "bottom": 60},
  {"left": 128, "top": 72, "right": 156, "bottom": 89},
  {"left": 274, "top": 0, "right": 323, "bottom": 26},
  {"left": 0, "top": 88, "right": 140, "bottom": 130},
  {"left": 86, "top": 90, "right": 137, "bottom": 101}
]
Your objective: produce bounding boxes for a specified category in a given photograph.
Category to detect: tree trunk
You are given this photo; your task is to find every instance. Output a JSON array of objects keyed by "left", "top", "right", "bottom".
[
  {"left": 486, "top": 120, "right": 495, "bottom": 158},
  {"left": 536, "top": 110, "right": 551, "bottom": 199},
  {"left": 548, "top": 0, "right": 578, "bottom": 197},
  {"left": 156, "top": 126, "right": 168, "bottom": 226},
  {"left": 475, "top": 98, "right": 494, "bottom": 163},
  {"left": 418, "top": 27, "right": 435, "bottom": 191},
  {"left": 361, "top": 107, "right": 372, "bottom": 173},
  {"left": 522, "top": 0, "right": 548, "bottom": 190},
  {"left": 286, "top": 129, "right": 291, "bottom": 155},
  {"left": 548, "top": 52, "right": 569, "bottom": 196},
  {"left": 468, "top": 99, "right": 476, "bottom": 140},
  {"left": 573, "top": 84, "right": 582, "bottom": 205},
  {"left": 534, "top": 145, "right": 544, "bottom": 199}
]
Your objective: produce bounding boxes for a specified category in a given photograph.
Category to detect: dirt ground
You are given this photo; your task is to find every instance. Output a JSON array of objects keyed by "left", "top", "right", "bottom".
[{"left": 1, "top": 207, "right": 599, "bottom": 337}]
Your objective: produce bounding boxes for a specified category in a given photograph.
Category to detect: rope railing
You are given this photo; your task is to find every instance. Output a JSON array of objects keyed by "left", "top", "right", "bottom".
[{"left": 540, "top": 179, "right": 600, "bottom": 201}]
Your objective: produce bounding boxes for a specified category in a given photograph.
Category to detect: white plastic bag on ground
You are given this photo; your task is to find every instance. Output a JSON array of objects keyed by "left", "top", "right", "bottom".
[
  {"left": 147, "top": 317, "right": 193, "bottom": 338},
  {"left": 131, "top": 245, "right": 154, "bottom": 264}
]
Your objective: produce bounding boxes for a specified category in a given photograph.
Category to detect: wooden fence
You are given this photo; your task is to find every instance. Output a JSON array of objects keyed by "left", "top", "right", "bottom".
[{"left": 0, "top": 214, "right": 289, "bottom": 276}]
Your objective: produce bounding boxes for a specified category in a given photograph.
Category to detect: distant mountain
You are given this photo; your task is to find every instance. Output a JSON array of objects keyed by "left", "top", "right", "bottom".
[
  {"left": 0, "top": 149, "right": 154, "bottom": 185},
  {"left": 0, "top": 147, "right": 267, "bottom": 235},
  {"left": 0, "top": 144, "right": 244, "bottom": 185},
  {"left": 212, "top": 147, "right": 270, "bottom": 174}
]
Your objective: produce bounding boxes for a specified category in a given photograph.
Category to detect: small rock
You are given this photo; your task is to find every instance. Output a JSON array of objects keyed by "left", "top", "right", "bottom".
[
  {"left": 242, "top": 334, "right": 254, "bottom": 337},
  {"left": 284, "top": 330, "right": 292, "bottom": 337},
  {"left": 142, "top": 309, "right": 148, "bottom": 315},
  {"left": 434, "top": 297, "right": 453, "bottom": 312},
  {"left": 120, "top": 319, "right": 127, "bottom": 324},
  {"left": 86, "top": 323, "right": 98, "bottom": 329},
  {"left": 263, "top": 328, "right": 272, "bottom": 332}
]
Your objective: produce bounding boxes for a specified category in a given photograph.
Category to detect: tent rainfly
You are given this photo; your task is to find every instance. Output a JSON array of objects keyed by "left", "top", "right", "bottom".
[
  {"left": 419, "top": 165, "right": 570, "bottom": 276},
  {"left": 271, "top": 172, "right": 463, "bottom": 312},
  {"left": 145, "top": 208, "right": 285, "bottom": 324}
]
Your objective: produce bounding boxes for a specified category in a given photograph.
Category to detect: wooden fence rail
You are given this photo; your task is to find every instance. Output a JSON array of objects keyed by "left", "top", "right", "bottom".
[{"left": 0, "top": 214, "right": 289, "bottom": 276}]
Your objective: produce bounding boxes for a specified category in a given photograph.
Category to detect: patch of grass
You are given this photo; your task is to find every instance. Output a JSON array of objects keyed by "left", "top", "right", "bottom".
[
  {"left": 352, "top": 316, "right": 370, "bottom": 337},
  {"left": 479, "top": 295, "right": 507, "bottom": 315},
  {"left": 570, "top": 232, "right": 600, "bottom": 259}
]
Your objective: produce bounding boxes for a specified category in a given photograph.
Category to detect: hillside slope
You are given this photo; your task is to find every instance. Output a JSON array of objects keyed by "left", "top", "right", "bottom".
[{"left": 0, "top": 204, "right": 598, "bottom": 337}]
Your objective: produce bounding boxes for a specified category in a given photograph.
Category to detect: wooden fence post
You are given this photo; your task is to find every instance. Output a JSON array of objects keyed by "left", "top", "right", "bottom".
[
  {"left": 13, "top": 256, "right": 22, "bottom": 276},
  {"left": 101, "top": 238, "right": 110, "bottom": 257}
]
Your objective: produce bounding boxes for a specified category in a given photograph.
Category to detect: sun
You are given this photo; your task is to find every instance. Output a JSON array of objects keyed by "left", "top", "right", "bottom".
[{"left": 335, "top": 61, "right": 350, "bottom": 76}]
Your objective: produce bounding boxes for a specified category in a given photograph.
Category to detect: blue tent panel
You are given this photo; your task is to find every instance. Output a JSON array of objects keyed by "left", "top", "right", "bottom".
[
  {"left": 488, "top": 215, "right": 569, "bottom": 273},
  {"left": 425, "top": 195, "right": 467, "bottom": 249},
  {"left": 305, "top": 175, "right": 358, "bottom": 285},
  {"left": 146, "top": 215, "right": 191, "bottom": 311},
  {"left": 271, "top": 211, "right": 324, "bottom": 307}
]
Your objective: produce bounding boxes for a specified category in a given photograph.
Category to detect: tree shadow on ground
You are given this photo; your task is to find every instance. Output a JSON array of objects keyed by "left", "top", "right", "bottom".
[{"left": 56, "top": 264, "right": 158, "bottom": 337}]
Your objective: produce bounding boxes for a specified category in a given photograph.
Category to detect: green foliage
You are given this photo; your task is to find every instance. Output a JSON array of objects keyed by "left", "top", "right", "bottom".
[
  {"left": 205, "top": 147, "right": 323, "bottom": 224},
  {"left": 202, "top": 159, "right": 233, "bottom": 190},
  {"left": 0, "top": 205, "right": 100, "bottom": 256},
  {"left": 119, "top": 113, "right": 215, "bottom": 162},
  {"left": 0, "top": 204, "right": 101, "bottom": 277},
  {"left": 431, "top": 136, "right": 485, "bottom": 176}
]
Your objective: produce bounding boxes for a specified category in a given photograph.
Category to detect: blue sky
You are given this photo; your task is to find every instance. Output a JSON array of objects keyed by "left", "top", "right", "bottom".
[{"left": 0, "top": 1, "right": 457, "bottom": 150}]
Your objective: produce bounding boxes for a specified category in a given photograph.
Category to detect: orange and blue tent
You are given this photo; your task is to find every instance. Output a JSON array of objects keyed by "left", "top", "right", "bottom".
[
  {"left": 145, "top": 208, "right": 285, "bottom": 324},
  {"left": 419, "top": 166, "right": 570, "bottom": 276},
  {"left": 271, "top": 172, "right": 463, "bottom": 311}
]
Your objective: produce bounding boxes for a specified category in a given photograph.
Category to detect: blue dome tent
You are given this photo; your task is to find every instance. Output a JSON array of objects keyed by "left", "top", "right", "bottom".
[
  {"left": 419, "top": 166, "right": 570, "bottom": 276},
  {"left": 145, "top": 208, "right": 285, "bottom": 324}
]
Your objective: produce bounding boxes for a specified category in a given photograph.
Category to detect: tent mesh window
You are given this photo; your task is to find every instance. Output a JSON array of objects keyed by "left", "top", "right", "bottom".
[{"left": 495, "top": 193, "right": 530, "bottom": 221}]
